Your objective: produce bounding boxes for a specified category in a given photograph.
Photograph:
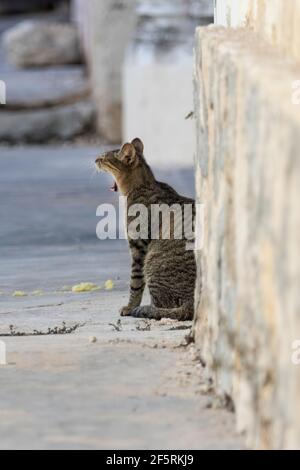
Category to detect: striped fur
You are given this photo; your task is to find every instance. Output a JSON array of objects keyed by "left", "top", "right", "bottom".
[{"left": 96, "top": 138, "right": 196, "bottom": 321}]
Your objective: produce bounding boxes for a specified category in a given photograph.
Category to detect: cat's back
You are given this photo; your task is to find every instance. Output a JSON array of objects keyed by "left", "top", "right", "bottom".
[{"left": 128, "top": 181, "right": 194, "bottom": 207}]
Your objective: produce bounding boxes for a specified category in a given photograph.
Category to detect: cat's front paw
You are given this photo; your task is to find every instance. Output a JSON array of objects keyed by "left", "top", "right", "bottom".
[
  {"left": 131, "top": 306, "right": 144, "bottom": 318},
  {"left": 120, "top": 306, "right": 133, "bottom": 317},
  {"left": 131, "top": 306, "right": 161, "bottom": 320}
]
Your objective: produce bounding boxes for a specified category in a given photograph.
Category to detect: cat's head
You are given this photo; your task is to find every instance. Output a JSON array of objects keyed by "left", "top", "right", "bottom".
[{"left": 95, "top": 138, "right": 154, "bottom": 195}]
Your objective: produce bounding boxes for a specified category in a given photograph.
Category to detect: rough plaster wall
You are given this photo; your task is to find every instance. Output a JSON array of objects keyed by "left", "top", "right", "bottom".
[
  {"left": 215, "top": 0, "right": 300, "bottom": 64},
  {"left": 214, "top": 0, "right": 250, "bottom": 27},
  {"left": 193, "top": 26, "right": 300, "bottom": 449}
]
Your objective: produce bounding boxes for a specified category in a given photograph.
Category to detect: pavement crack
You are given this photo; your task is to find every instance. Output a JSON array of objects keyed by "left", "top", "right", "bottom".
[
  {"left": 0, "top": 322, "right": 85, "bottom": 337},
  {"left": 108, "top": 319, "right": 122, "bottom": 331}
]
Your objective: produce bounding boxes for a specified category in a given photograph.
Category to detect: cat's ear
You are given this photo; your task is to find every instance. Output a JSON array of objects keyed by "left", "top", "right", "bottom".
[
  {"left": 119, "top": 143, "right": 137, "bottom": 166},
  {"left": 131, "top": 138, "right": 144, "bottom": 156}
]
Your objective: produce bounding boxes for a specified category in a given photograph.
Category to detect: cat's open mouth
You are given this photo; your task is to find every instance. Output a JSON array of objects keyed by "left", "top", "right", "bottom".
[{"left": 110, "top": 181, "right": 118, "bottom": 192}]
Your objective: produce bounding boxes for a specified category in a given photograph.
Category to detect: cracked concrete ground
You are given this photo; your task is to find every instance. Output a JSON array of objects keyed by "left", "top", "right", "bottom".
[{"left": 0, "top": 146, "right": 244, "bottom": 450}]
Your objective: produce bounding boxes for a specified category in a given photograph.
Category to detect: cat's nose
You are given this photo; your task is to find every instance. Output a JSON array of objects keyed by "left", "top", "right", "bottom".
[{"left": 95, "top": 156, "right": 104, "bottom": 166}]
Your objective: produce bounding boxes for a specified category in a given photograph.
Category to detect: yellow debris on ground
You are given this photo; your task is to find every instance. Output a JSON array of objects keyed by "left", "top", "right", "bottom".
[
  {"left": 72, "top": 282, "right": 101, "bottom": 293},
  {"left": 13, "top": 291, "right": 27, "bottom": 297},
  {"left": 105, "top": 280, "right": 114, "bottom": 290},
  {"left": 31, "top": 290, "right": 44, "bottom": 296}
]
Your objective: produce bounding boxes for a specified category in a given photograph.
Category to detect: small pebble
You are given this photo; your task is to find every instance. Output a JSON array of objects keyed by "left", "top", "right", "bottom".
[{"left": 89, "top": 336, "right": 97, "bottom": 344}]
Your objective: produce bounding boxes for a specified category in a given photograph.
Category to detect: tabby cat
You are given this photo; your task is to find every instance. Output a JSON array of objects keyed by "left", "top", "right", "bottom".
[{"left": 95, "top": 138, "right": 196, "bottom": 320}]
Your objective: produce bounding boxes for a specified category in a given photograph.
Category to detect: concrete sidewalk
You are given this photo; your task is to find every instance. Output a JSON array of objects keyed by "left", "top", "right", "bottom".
[{"left": 0, "top": 293, "right": 244, "bottom": 450}]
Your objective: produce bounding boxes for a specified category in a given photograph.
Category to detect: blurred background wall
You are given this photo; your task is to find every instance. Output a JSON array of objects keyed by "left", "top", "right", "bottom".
[
  {"left": 72, "top": 0, "right": 137, "bottom": 144},
  {"left": 72, "top": 0, "right": 213, "bottom": 166},
  {"left": 0, "top": 0, "right": 213, "bottom": 167},
  {"left": 122, "top": 0, "right": 213, "bottom": 168}
]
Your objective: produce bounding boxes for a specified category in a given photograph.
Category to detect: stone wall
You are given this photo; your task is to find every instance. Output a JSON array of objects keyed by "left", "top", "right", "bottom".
[
  {"left": 215, "top": 0, "right": 300, "bottom": 63},
  {"left": 193, "top": 25, "right": 300, "bottom": 449}
]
